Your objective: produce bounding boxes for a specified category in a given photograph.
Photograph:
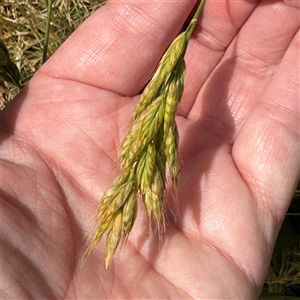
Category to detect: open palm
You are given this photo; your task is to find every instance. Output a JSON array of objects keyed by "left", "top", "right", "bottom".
[{"left": 1, "top": 1, "right": 299, "bottom": 298}]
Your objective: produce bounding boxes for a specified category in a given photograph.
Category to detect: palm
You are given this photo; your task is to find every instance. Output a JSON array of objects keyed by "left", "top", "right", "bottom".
[{"left": 1, "top": 1, "right": 299, "bottom": 299}]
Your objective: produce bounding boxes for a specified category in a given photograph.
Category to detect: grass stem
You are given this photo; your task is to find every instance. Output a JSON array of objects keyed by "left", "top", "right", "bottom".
[
  {"left": 186, "top": 0, "right": 206, "bottom": 41},
  {"left": 43, "top": 0, "right": 53, "bottom": 63}
]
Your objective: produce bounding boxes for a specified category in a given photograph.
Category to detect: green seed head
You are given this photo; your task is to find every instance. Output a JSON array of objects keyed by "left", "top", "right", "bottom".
[{"left": 91, "top": 0, "right": 206, "bottom": 268}]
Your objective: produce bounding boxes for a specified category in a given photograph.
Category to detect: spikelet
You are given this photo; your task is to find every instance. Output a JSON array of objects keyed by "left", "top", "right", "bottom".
[{"left": 91, "top": 0, "right": 206, "bottom": 268}]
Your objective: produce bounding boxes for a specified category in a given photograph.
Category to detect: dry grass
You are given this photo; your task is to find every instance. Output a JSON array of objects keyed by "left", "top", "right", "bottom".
[{"left": 0, "top": 0, "right": 106, "bottom": 108}]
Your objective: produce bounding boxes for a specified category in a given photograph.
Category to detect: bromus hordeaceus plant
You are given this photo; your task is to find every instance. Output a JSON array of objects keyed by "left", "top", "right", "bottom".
[{"left": 91, "top": 0, "right": 206, "bottom": 268}]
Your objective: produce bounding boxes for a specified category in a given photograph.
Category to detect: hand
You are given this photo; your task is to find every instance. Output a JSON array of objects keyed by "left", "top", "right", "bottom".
[{"left": 1, "top": 1, "right": 299, "bottom": 298}]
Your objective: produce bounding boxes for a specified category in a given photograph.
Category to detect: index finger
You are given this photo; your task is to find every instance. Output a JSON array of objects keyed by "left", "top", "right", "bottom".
[{"left": 39, "top": 0, "right": 195, "bottom": 96}]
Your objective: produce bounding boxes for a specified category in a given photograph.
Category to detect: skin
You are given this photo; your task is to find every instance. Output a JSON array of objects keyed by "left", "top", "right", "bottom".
[{"left": 1, "top": 0, "right": 299, "bottom": 298}]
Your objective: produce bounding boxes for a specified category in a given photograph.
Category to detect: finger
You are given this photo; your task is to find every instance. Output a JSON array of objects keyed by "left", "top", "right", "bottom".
[
  {"left": 39, "top": 0, "right": 196, "bottom": 96},
  {"left": 179, "top": 0, "right": 260, "bottom": 116},
  {"left": 177, "top": 30, "right": 299, "bottom": 289},
  {"left": 233, "top": 30, "right": 299, "bottom": 231},
  {"left": 188, "top": 1, "right": 299, "bottom": 135}
]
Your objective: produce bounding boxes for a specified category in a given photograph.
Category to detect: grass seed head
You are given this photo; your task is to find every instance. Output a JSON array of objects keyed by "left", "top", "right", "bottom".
[
  {"left": 92, "top": 0, "right": 206, "bottom": 268},
  {"left": 104, "top": 210, "right": 123, "bottom": 269},
  {"left": 136, "top": 142, "right": 156, "bottom": 189},
  {"left": 132, "top": 32, "right": 187, "bottom": 120},
  {"left": 122, "top": 193, "right": 138, "bottom": 236},
  {"left": 165, "top": 124, "right": 180, "bottom": 185},
  {"left": 120, "top": 94, "right": 166, "bottom": 167},
  {"left": 143, "top": 169, "right": 165, "bottom": 229}
]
